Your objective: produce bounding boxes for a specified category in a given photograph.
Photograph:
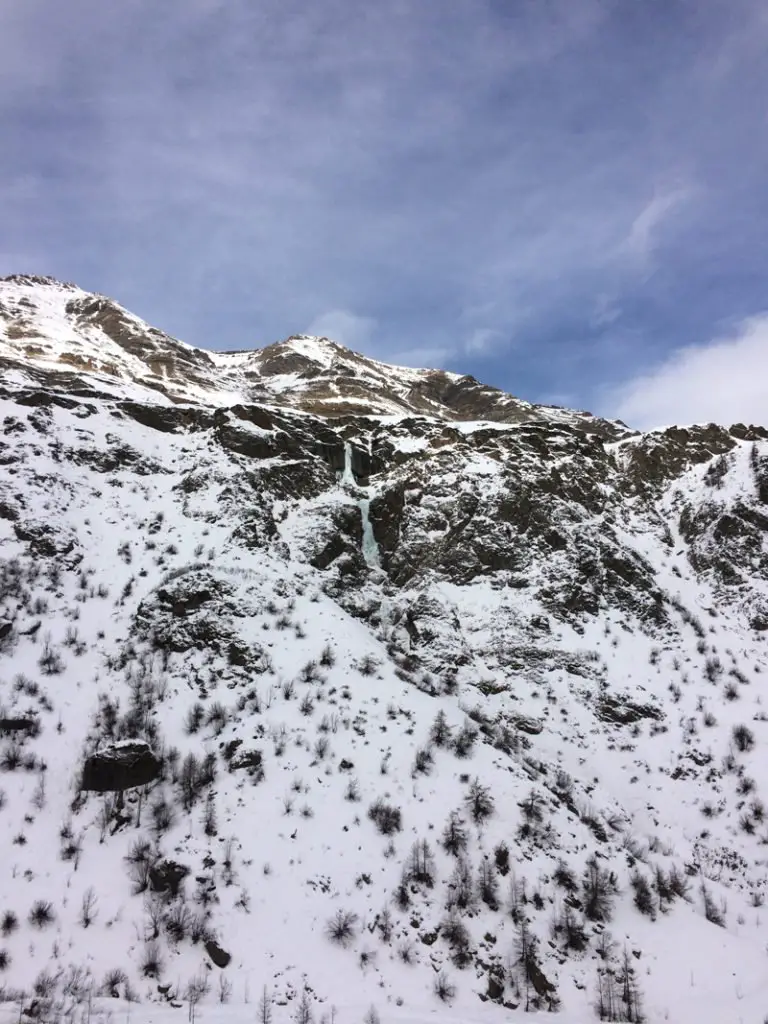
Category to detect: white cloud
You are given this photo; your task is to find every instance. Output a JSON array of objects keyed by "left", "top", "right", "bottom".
[
  {"left": 465, "top": 327, "right": 503, "bottom": 354},
  {"left": 606, "top": 314, "right": 768, "bottom": 429},
  {"left": 306, "top": 309, "right": 376, "bottom": 351}
]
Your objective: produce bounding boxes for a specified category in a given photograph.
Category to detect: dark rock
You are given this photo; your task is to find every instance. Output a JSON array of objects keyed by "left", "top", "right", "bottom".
[
  {"left": 487, "top": 973, "right": 505, "bottom": 1002},
  {"left": 0, "top": 717, "right": 36, "bottom": 736},
  {"left": 205, "top": 939, "right": 231, "bottom": 968},
  {"left": 82, "top": 740, "right": 161, "bottom": 792},
  {"left": 149, "top": 860, "right": 190, "bottom": 896},
  {"left": 598, "top": 695, "right": 664, "bottom": 725}
]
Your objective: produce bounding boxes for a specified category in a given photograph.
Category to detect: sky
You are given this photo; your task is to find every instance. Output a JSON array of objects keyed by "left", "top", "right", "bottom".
[{"left": 2, "top": 0, "right": 768, "bottom": 428}]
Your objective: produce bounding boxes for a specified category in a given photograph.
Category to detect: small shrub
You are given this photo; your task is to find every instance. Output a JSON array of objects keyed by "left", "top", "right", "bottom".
[
  {"left": 412, "top": 746, "right": 434, "bottom": 776},
  {"left": 326, "top": 909, "right": 358, "bottom": 947},
  {"left": 319, "top": 644, "right": 336, "bottom": 668},
  {"left": 0, "top": 949, "right": 10, "bottom": 971},
  {"left": 700, "top": 882, "right": 726, "bottom": 927},
  {"left": 434, "top": 971, "right": 456, "bottom": 1003},
  {"left": 630, "top": 871, "right": 656, "bottom": 918},
  {"left": 102, "top": 967, "right": 127, "bottom": 998},
  {"left": 141, "top": 940, "right": 164, "bottom": 978},
  {"left": 733, "top": 724, "right": 755, "bottom": 753},
  {"left": 28, "top": 900, "right": 55, "bottom": 929},
  {"left": 368, "top": 798, "right": 402, "bottom": 835},
  {"left": 453, "top": 721, "right": 477, "bottom": 758},
  {"left": 494, "top": 841, "right": 510, "bottom": 876},
  {"left": 184, "top": 703, "right": 204, "bottom": 735},
  {"left": 1, "top": 911, "right": 18, "bottom": 937}
]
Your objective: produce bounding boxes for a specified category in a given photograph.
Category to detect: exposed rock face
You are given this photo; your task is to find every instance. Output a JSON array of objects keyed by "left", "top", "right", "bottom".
[{"left": 81, "top": 741, "right": 161, "bottom": 792}]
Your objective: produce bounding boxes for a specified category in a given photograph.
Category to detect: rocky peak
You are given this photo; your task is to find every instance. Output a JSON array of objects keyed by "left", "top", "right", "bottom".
[{"left": 0, "top": 276, "right": 632, "bottom": 434}]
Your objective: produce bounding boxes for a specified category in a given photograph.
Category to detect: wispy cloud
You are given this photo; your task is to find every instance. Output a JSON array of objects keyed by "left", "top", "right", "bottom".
[{"left": 620, "top": 186, "right": 692, "bottom": 268}]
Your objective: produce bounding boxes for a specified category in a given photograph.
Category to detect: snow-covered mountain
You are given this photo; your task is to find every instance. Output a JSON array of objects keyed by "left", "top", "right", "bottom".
[
  {"left": 1, "top": 276, "right": 768, "bottom": 1024},
  {"left": 0, "top": 275, "right": 627, "bottom": 432}
]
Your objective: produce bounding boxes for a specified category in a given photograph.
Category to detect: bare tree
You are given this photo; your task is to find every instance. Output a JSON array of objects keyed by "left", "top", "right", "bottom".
[
  {"left": 295, "top": 987, "right": 314, "bottom": 1024},
  {"left": 258, "top": 985, "right": 273, "bottom": 1024},
  {"left": 79, "top": 887, "right": 98, "bottom": 928}
]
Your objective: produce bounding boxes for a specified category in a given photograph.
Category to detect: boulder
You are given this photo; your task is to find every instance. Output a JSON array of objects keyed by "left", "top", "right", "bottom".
[
  {"left": 205, "top": 939, "right": 231, "bottom": 968},
  {"left": 82, "top": 740, "right": 160, "bottom": 792}
]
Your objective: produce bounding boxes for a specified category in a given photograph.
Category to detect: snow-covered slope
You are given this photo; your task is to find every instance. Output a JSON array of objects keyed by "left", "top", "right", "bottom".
[
  {"left": 1, "top": 280, "right": 768, "bottom": 1024},
  {"left": 0, "top": 275, "right": 627, "bottom": 434}
]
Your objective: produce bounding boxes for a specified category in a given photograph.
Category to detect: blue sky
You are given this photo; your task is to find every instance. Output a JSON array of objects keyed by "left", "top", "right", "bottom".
[{"left": 2, "top": 0, "right": 768, "bottom": 427}]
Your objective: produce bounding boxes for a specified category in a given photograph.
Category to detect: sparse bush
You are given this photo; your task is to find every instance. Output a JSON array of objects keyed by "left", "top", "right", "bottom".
[
  {"left": 141, "top": 939, "right": 164, "bottom": 978},
  {"left": 441, "top": 913, "right": 472, "bottom": 967},
  {"left": 733, "top": 723, "right": 755, "bottom": 753},
  {"left": 184, "top": 703, "right": 204, "bottom": 735},
  {"left": 434, "top": 971, "right": 456, "bottom": 1003},
  {"left": 150, "top": 794, "right": 176, "bottom": 836},
  {"left": 453, "top": 721, "right": 478, "bottom": 758},
  {"left": 0, "top": 742, "right": 22, "bottom": 772},
  {"left": 553, "top": 859, "right": 577, "bottom": 892},
  {"left": 494, "top": 841, "right": 510, "bottom": 876},
  {"left": 412, "top": 745, "right": 434, "bottom": 776},
  {"left": 703, "top": 656, "right": 723, "bottom": 683},
  {"left": 357, "top": 655, "right": 378, "bottom": 677},
  {"left": 28, "top": 900, "right": 55, "bottom": 929},
  {"left": 0, "top": 949, "right": 9, "bottom": 971},
  {"left": 166, "top": 902, "right": 191, "bottom": 942},
  {"left": 368, "top": 798, "right": 402, "bottom": 835},
  {"left": 1, "top": 911, "right": 18, "bottom": 937},
  {"left": 630, "top": 870, "right": 655, "bottom": 918},
  {"left": 102, "top": 967, "right": 127, "bottom": 998},
  {"left": 326, "top": 909, "right": 358, "bottom": 947},
  {"left": 204, "top": 701, "right": 228, "bottom": 735},
  {"left": 319, "top": 644, "right": 336, "bottom": 668},
  {"left": 398, "top": 940, "right": 415, "bottom": 964},
  {"left": 700, "top": 881, "right": 726, "bottom": 927}
]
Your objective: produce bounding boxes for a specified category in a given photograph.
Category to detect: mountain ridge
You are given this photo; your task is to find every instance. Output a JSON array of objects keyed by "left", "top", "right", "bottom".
[{"left": 0, "top": 274, "right": 633, "bottom": 435}]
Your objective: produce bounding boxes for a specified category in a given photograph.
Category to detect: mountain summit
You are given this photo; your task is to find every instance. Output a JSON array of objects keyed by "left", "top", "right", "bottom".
[
  {"left": 0, "top": 274, "right": 625, "bottom": 433},
  {"left": 0, "top": 275, "right": 767, "bottom": 1024}
]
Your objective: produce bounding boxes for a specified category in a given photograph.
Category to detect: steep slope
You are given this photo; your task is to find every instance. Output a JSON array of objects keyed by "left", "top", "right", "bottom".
[{"left": 0, "top": 284, "right": 767, "bottom": 1024}]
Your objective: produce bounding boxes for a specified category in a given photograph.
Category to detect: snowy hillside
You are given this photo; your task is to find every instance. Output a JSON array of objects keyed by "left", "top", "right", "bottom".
[{"left": 0, "top": 279, "right": 768, "bottom": 1024}]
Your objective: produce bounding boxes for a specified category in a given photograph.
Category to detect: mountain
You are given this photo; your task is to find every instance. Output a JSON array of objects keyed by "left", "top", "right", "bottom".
[
  {"left": 0, "top": 275, "right": 768, "bottom": 1024},
  {"left": 0, "top": 274, "right": 627, "bottom": 433}
]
